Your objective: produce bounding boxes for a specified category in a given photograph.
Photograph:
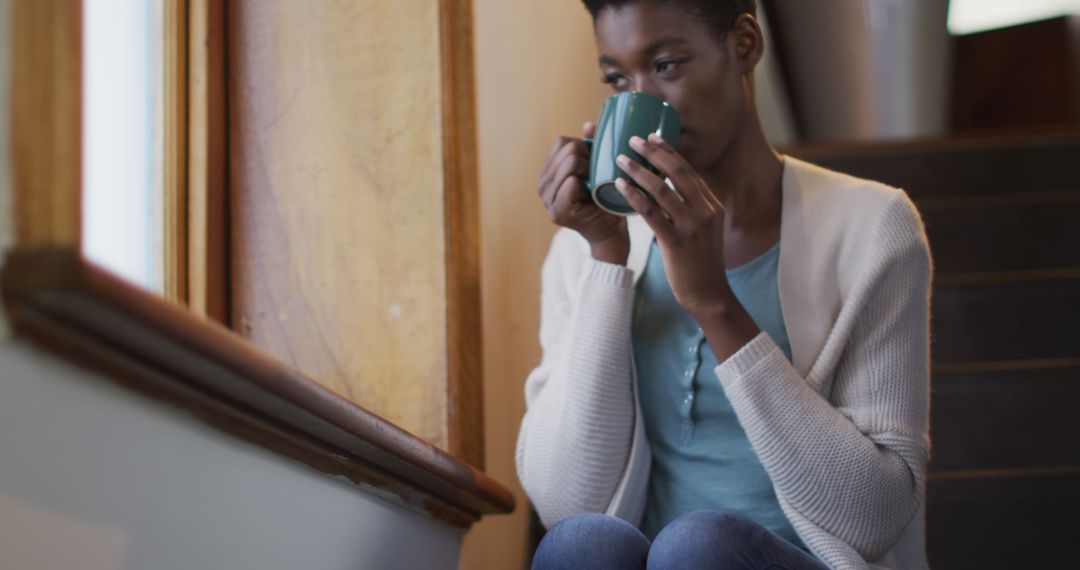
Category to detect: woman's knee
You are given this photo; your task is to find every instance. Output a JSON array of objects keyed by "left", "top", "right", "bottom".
[
  {"left": 533, "top": 513, "right": 650, "bottom": 570},
  {"left": 647, "top": 510, "right": 766, "bottom": 569}
]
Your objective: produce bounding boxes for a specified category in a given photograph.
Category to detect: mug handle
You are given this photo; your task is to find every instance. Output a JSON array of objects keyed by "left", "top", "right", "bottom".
[{"left": 580, "top": 138, "right": 594, "bottom": 188}]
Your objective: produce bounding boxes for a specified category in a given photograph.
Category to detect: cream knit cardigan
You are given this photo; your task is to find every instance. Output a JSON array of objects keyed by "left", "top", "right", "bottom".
[{"left": 516, "top": 157, "right": 933, "bottom": 570}]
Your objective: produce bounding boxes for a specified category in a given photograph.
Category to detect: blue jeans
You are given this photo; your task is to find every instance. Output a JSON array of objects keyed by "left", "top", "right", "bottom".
[{"left": 532, "top": 511, "right": 830, "bottom": 570}]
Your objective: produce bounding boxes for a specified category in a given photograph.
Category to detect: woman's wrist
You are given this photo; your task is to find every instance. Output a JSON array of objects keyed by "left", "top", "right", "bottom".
[
  {"left": 692, "top": 294, "right": 761, "bottom": 363},
  {"left": 589, "top": 234, "right": 630, "bottom": 265}
]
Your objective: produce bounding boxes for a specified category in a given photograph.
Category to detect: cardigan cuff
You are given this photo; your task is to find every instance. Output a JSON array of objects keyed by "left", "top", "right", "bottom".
[
  {"left": 581, "top": 258, "right": 634, "bottom": 289},
  {"left": 714, "top": 332, "right": 780, "bottom": 382}
]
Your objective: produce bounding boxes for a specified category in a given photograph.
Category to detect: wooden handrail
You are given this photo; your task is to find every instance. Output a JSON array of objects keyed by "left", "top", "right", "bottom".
[{"left": 1, "top": 248, "right": 515, "bottom": 527}]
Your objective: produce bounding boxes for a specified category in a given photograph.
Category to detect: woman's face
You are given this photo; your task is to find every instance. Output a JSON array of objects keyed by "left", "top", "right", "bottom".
[{"left": 593, "top": 2, "right": 753, "bottom": 171}]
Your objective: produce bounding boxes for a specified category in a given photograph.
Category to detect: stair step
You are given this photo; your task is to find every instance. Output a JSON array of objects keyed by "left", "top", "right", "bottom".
[
  {"left": 927, "top": 471, "right": 1080, "bottom": 568},
  {"left": 922, "top": 192, "right": 1080, "bottom": 274},
  {"left": 930, "top": 363, "right": 1080, "bottom": 471},
  {"left": 932, "top": 276, "right": 1080, "bottom": 363},
  {"left": 791, "top": 132, "right": 1080, "bottom": 201}
]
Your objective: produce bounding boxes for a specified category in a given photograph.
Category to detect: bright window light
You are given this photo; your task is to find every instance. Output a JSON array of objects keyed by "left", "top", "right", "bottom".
[
  {"left": 82, "top": 0, "right": 164, "bottom": 293},
  {"left": 948, "top": 0, "right": 1080, "bottom": 35}
]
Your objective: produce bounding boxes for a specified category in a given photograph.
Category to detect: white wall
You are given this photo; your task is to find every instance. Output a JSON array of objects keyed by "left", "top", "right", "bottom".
[
  {"left": 0, "top": 343, "right": 463, "bottom": 570},
  {"left": 0, "top": 2, "right": 462, "bottom": 568}
]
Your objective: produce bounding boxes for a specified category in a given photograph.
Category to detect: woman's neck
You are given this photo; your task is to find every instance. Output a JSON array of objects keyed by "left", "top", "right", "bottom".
[{"left": 698, "top": 115, "right": 784, "bottom": 230}]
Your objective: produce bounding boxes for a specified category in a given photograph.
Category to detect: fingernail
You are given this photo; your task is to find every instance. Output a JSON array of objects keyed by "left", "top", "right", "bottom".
[
  {"left": 616, "top": 154, "right": 630, "bottom": 168},
  {"left": 629, "top": 135, "right": 645, "bottom": 147},
  {"left": 648, "top": 133, "right": 664, "bottom": 143},
  {"left": 615, "top": 178, "right": 628, "bottom": 192}
]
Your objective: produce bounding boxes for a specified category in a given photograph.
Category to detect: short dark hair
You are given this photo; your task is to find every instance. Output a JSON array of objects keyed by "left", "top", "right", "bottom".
[{"left": 582, "top": 0, "right": 757, "bottom": 40}]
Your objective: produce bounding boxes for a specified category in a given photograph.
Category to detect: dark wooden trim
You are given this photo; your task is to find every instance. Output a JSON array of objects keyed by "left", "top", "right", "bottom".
[
  {"left": 1, "top": 249, "right": 515, "bottom": 527},
  {"left": 164, "top": 0, "right": 190, "bottom": 305},
  {"left": 935, "top": 268, "right": 1080, "bottom": 286},
  {"left": 784, "top": 127, "right": 1080, "bottom": 161},
  {"left": 440, "top": 0, "right": 484, "bottom": 469},
  {"left": 933, "top": 358, "right": 1080, "bottom": 376},
  {"left": 929, "top": 466, "right": 1080, "bottom": 480},
  {"left": 186, "top": 0, "right": 229, "bottom": 325},
  {"left": 917, "top": 190, "right": 1080, "bottom": 212},
  {"left": 783, "top": 129, "right": 1080, "bottom": 202}
]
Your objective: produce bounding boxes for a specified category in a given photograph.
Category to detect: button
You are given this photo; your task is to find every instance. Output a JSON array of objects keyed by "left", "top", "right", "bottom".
[
  {"left": 688, "top": 345, "right": 698, "bottom": 354},
  {"left": 684, "top": 370, "right": 693, "bottom": 378},
  {"left": 684, "top": 393, "right": 694, "bottom": 404}
]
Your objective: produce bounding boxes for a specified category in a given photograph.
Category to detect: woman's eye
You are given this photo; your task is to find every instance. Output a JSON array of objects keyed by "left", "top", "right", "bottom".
[
  {"left": 655, "top": 60, "right": 678, "bottom": 74},
  {"left": 603, "top": 73, "right": 630, "bottom": 91}
]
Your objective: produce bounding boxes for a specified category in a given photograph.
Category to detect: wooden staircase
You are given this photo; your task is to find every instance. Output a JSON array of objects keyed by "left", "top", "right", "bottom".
[{"left": 793, "top": 131, "right": 1080, "bottom": 568}]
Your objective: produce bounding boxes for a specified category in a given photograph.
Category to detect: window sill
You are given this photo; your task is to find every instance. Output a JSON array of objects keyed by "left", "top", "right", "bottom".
[{"left": 1, "top": 248, "right": 515, "bottom": 527}]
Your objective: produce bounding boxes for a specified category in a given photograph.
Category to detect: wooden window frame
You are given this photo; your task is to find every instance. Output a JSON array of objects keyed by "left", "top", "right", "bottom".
[
  {"left": 3, "top": 0, "right": 513, "bottom": 528},
  {"left": 163, "top": 0, "right": 188, "bottom": 305}
]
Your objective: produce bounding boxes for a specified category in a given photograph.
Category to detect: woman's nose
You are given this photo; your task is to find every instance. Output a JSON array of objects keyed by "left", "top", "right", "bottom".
[{"left": 631, "top": 76, "right": 661, "bottom": 97}]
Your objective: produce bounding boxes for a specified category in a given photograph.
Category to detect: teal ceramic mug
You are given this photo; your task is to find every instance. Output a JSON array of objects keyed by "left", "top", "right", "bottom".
[{"left": 587, "top": 91, "right": 681, "bottom": 216}]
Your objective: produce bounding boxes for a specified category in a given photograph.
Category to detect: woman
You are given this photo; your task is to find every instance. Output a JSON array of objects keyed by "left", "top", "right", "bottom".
[{"left": 515, "top": 1, "right": 932, "bottom": 569}]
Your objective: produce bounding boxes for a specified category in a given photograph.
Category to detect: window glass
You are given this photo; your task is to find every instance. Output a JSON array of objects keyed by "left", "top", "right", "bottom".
[
  {"left": 82, "top": 0, "right": 164, "bottom": 293},
  {"left": 949, "top": 0, "right": 1080, "bottom": 35}
]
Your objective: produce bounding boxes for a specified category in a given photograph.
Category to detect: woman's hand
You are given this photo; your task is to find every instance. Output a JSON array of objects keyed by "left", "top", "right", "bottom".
[
  {"left": 537, "top": 122, "right": 629, "bottom": 265},
  {"left": 614, "top": 133, "right": 734, "bottom": 317},
  {"left": 616, "top": 134, "right": 760, "bottom": 361}
]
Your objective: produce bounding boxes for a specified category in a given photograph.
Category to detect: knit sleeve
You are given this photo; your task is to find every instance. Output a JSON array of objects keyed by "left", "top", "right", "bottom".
[
  {"left": 515, "top": 230, "right": 640, "bottom": 528},
  {"left": 714, "top": 194, "right": 932, "bottom": 563}
]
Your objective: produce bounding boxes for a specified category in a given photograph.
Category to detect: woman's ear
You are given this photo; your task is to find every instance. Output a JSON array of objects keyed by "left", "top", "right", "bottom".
[{"left": 730, "top": 13, "right": 765, "bottom": 74}]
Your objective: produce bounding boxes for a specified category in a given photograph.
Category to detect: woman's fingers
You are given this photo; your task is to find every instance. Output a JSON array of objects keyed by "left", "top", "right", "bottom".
[
  {"left": 616, "top": 152, "right": 688, "bottom": 224},
  {"left": 539, "top": 140, "right": 589, "bottom": 204},
  {"left": 631, "top": 135, "right": 716, "bottom": 214},
  {"left": 551, "top": 173, "right": 590, "bottom": 224},
  {"left": 543, "top": 151, "right": 590, "bottom": 208},
  {"left": 615, "top": 178, "right": 675, "bottom": 241},
  {"left": 540, "top": 137, "right": 588, "bottom": 189},
  {"left": 582, "top": 121, "right": 596, "bottom": 140}
]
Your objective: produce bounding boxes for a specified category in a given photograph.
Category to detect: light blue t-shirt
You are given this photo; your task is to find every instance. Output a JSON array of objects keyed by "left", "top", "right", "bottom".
[{"left": 632, "top": 239, "right": 804, "bottom": 550}]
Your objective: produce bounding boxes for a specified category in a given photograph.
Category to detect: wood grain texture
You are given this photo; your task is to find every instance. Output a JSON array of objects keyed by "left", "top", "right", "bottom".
[
  {"left": 229, "top": 1, "right": 454, "bottom": 451},
  {"left": 440, "top": 0, "right": 484, "bottom": 469},
  {"left": 164, "top": 0, "right": 190, "bottom": 305},
  {"left": 187, "top": 0, "right": 228, "bottom": 323},
  {"left": 10, "top": 0, "right": 81, "bottom": 249},
  {"left": 1, "top": 249, "right": 515, "bottom": 526}
]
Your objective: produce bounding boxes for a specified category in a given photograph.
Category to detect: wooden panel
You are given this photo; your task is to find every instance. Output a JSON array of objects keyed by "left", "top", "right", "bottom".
[
  {"left": 927, "top": 471, "right": 1080, "bottom": 568},
  {"left": 922, "top": 193, "right": 1080, "bottom": 275},
  {"left": 932, "top": 276, "right": 1080, "bottom": 364},
  {"left": 952, "top": 16, "right": 1080, "bottom": 132},
  {"left": 0, "top": 250, "right": 514, "bottom": 526},
  {"left": 789, "top": 131, "right": 1080, "bottom": 201},
  {"left": 930, "top": 364, "right": 1080, "bottom": 471},
  {"left": 229, "top": 1, "right": 452, "bottom": 450},
  {"left": 187, "top": 0, "right": 229, "bottom": 323},
  {"left": 10, "top": 0, "right": 81, "bottom": 249},
  {"left": 440, "top": 0, "right": 484, "bottom": 469}
]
